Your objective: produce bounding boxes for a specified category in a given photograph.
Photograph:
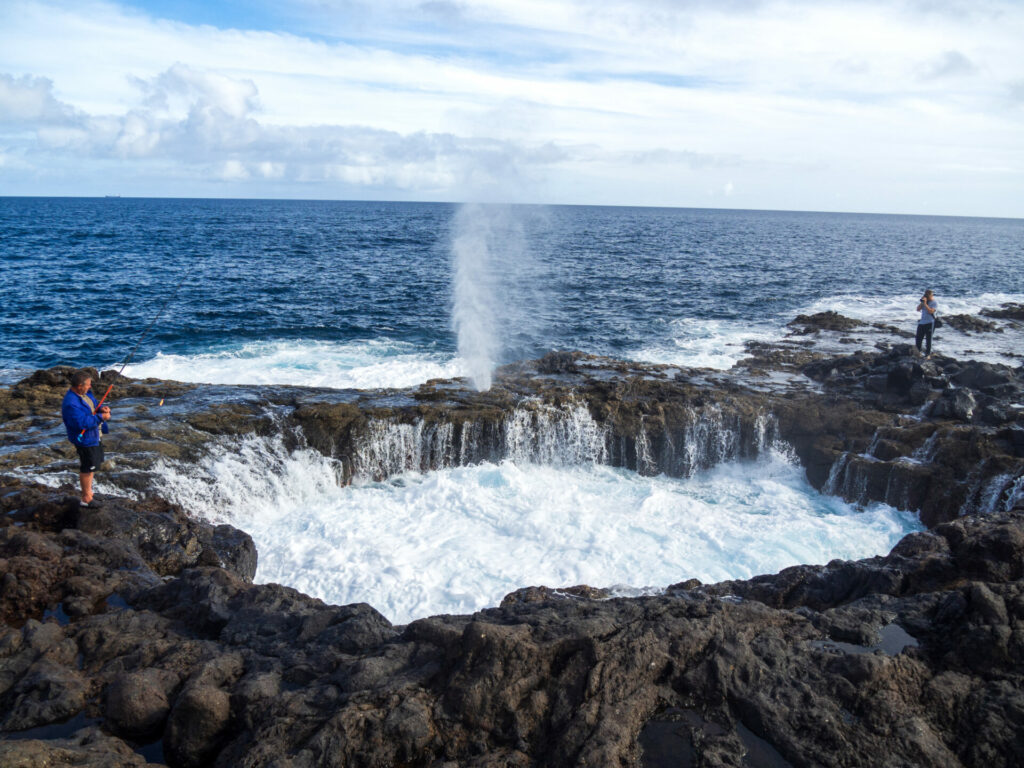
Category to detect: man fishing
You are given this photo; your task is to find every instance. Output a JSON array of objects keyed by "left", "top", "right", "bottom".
[{"left": 61, "top": 369, "right": 111, "bottom": 508}]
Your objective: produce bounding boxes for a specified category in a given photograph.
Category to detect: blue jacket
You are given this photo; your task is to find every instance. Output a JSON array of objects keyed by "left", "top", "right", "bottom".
[{"left": 61, "top": 389, "right": 109, "bottom": 446}]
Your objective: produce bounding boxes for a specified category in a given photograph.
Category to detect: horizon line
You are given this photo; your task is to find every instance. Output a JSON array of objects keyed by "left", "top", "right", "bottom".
[{"left": 0, "top": 194, "right": 1021, "bottom": 222}]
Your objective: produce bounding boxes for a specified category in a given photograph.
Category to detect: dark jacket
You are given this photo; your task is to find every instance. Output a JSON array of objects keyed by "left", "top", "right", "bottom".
[{"left": 61, "top": 389, "right": 109, "bottom": 446}]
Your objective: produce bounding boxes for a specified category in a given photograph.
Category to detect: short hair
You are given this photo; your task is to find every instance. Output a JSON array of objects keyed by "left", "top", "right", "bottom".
[{"left": 70, "top": 369, "right": 93, "bottom": 387}]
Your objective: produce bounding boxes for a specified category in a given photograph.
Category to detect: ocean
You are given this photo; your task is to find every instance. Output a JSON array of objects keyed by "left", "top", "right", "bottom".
[{"left": 3, "top": 197, "right": 1023, "bottom": 622}]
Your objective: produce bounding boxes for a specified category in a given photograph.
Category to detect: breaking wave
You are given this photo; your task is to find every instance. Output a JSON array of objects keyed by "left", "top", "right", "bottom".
[{"left": 124, "top": 339, "right": 467, "bottom": 390}]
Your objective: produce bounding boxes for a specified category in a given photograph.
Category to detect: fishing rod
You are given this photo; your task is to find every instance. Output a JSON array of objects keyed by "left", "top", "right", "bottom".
[{"left": 78, "top": 263, "right": 193, "bottom": 441}]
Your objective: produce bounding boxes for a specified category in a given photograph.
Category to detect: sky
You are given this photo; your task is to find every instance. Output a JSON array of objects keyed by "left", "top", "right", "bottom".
[{"left": 0, "top": 0, "right": 1022, "bottom": 216}]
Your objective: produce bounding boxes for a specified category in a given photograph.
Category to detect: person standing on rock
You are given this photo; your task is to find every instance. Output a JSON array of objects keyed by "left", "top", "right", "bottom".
[
  {"left": 915, "top": 289, "right": 938, "bottom": 358},
  {"left": 61, "top": 369, "right": 111, "bottom": 508}
]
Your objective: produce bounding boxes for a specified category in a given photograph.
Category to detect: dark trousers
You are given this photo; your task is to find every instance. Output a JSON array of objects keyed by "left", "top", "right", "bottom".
[{"left": 915, "top": 322, "right": 934, "bottom": 354}]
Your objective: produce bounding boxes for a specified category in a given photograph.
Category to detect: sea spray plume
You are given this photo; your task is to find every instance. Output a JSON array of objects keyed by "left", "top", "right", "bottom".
[
  {"left": 450, "top": 203, "right": 553, "bottom": 391},
  {"left": 451, "top": 204, "right": 515, "bottom": 390}
]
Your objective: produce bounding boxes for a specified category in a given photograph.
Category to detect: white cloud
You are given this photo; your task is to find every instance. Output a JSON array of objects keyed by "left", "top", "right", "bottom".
[
  {"left": 0, "top": 62, "right": 585, "bottom": 194},
  {"left": 0, "top": 73, "right": 78, "bottom": 125},
  {"left": 917, "top": 50, "right": 979, "bottom": 81},
  {"left": 0, "top": 0, "right": 1022, "bottom": 214}
]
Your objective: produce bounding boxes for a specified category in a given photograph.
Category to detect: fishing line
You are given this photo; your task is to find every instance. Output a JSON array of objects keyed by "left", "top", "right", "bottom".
[{"left": 78, "top": 262, "right": 194, "bottom": 440}]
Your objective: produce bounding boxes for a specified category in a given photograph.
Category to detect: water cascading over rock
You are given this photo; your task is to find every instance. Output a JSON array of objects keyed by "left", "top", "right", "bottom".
[{"left": 347, "top": 399, "right": 779, "bottom": 482}]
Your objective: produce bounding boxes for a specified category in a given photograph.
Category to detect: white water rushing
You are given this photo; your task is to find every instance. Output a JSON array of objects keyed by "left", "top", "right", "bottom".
[
  {"left": 153, "top": 435, "right": 922, "bottom": 625},
  {"left": 124, "top": 338, "right": 467, "bottom": 389}
]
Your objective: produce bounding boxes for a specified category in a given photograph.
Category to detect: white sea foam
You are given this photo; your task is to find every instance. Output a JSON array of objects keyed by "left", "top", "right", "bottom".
[
  {"left": 801, "top": 292, "right": 1024, "bottom": 324},
  {"left": 0, "top": 368, "right": 31, "bottom": 385},
  {"left": 153, "top": 437, "right": 922, "bottom": 625},
  {"left": 632, "top": 292, "right": 1024, "bottom": 370},
  {"left": 632, "top": 318, "right": 778, "bottom": 370},
  {"left": 124, "top": 339, "right": 467, "bottom": 390}
]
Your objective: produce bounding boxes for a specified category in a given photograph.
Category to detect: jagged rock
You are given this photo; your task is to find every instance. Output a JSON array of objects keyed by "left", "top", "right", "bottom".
[
  {"left": 978, "top": 403, "right": 1012, "bottom": 425},
  {"left": 930, "top": 388, "right": 977, "bottom": 421},
  {"left": 15, "top": 366, "right": 89, "bottom": 389},
  {"left": 104, "top": 669, "right": 173, "bottom": 738},
  {"left": 942, "top": 314, "right": 1003, "bottom": 334},
  {"left": 500, "top": 584, "right": 612, "bottom": 606},
  {"left": 164, "top": 685, "right": 231, "bottom": 768},
  {"left": 909, "top": 379, "right": 933, "bottom": 405},
  {"left": 952, "top": 362, "right": 1017, "bottom": 391},
  {"left": 0, "top": 726, "right": 161, "bottom": 767},
  {"left": 536, "top": 350, "right": 580, "bottom": 374},
  {"left": 865, "top": 373, "right": 888, "bottom": 393},
  {"left": 0, "top": 489, "right": 1022, "bottom": 766},
  {"left": 1, "top": 659, "right": 89, "bottom": 732},
  {"left": 209, "top": 524, "right": 257, "bottom": 583},
  {"left": 787, "top": 311, "right": 866, "bottom": 334},
  {"left": 981, "top": 302, "right": 1024, "bottom": 321},
  {"left": 886, "top": 361, "right": 923, "bottom": 394}
]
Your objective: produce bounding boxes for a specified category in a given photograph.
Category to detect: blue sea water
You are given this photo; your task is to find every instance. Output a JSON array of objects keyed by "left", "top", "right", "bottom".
[{"left": 2, "top": 197, "right": 1022, "bottom": 381}]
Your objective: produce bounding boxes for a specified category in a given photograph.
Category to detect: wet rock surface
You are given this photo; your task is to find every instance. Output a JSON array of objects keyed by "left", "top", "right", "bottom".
[
  {"left": 1, "top": 312, "right": 1023, "bottom": 766},
  {"left": 980, "top": 302, "right": 1024, "bottom": 322}
]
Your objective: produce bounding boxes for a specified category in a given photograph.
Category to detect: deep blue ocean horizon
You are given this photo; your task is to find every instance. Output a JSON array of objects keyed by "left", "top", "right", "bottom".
[
  {"left": 2, "top": 196, "right": 1022, "bottom": 385},
  {"left": 5, "top": 194, "right": 1024, "bottom": 221}
]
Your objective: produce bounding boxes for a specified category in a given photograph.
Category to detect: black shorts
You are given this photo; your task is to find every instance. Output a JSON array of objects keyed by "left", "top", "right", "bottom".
[{"left": 75, "top": 444, "right": 104, "bottom": 474}]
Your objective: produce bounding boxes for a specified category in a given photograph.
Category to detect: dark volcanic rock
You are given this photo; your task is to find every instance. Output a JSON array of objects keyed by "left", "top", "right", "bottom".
[
  {"left": 787, "top": 311, "right": 866, "bottom": 334},
  {"left": 941, "top": 313, "right": 1003, "bottom": 334},
  {"left": 104, "top": 669, "right": 173, "bottom": 738},
  {"left": 0, "top": 478, "right": 255, "bottom": 628},
  {"left": 951, "top": 362, "right": 1016, "bottom": 391},
  {"left": 929, "top": 387, "right": 977, "bottom": 421},
  {"left": 0, "top": 726, "right": 162, "bottom": 767},
  {"left": 536, "top": 349, "right": 581, "bottom": 374},
  {"left": 980, "top": 302, "right": 1024, "bottom": 321},
  {"left": 164, "top": 685, "right": 231, "bottom": 768},
  {"left": 2, "top": 482, "right": 1024, "bottom": 767}
]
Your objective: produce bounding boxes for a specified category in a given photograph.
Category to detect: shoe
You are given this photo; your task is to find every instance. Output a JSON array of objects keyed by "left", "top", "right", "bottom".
[{"left": 79, "top": 499, "right": 102, "bottom": 509}]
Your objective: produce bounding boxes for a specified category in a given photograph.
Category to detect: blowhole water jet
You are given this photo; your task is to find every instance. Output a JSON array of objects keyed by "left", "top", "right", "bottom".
[
  {"left": 451, "top": 204, "right": 501, "bottom": 391},
  {"left": 451, "top": 203, "right": 546, "bottom": 391}
]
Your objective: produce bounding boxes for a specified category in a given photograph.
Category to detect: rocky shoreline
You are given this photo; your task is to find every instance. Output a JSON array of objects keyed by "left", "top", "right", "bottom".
[{"left": 2, "top": 309, "right": 1023, "bottom": 766}]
